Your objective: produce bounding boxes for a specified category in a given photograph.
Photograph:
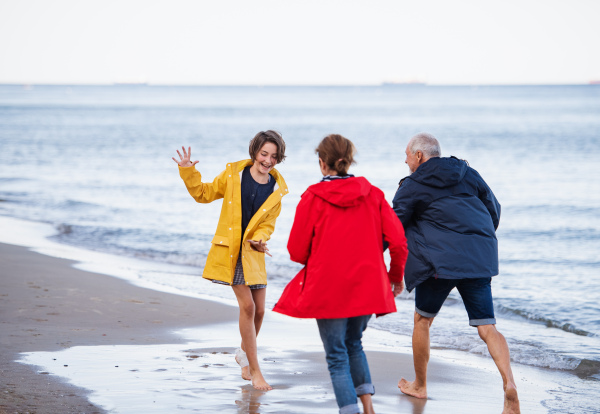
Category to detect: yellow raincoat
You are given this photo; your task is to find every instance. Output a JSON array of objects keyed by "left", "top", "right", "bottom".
[{"left": 178, "top": 160, "right": 288, "bottom": 286}]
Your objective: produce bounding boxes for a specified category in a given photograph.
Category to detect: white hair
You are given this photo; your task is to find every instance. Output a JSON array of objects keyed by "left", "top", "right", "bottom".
[{"left": 408, "top": 132, "right": 441, "bottom": 158}]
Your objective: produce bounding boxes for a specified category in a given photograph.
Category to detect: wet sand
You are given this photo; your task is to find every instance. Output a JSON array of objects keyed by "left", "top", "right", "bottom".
[{"left": 1, "top": 242, "right": 549, "bottom": 413}]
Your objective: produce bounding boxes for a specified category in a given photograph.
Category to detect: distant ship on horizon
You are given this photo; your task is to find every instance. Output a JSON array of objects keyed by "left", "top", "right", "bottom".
[
  {"left": 112, "top": 81, "right": 149, "bottom": 86},
  {"left": 381, "top": 80, "right": 427, "bottom": 86}
]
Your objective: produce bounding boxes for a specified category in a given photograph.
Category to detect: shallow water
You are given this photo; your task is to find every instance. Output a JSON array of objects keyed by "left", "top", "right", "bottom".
[{"left": 4, "top": 216, "right": 598, "bottom": 413}]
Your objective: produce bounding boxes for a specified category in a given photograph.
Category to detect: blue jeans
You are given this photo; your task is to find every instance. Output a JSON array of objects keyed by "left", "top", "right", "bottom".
[{"left": 316, "top": 315, "right": 375, "bottom": 414}]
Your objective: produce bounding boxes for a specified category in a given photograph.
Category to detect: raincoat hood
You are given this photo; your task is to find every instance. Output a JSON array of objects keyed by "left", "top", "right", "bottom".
[
  {"left": 306, "top": 177, "right": 371, "bottom": 207},
  {"left": 274, "top": 176, "right": 408, "bottom": 319},
  {"left": 409, "top": 157, "right": 468, "bottom": 189}
]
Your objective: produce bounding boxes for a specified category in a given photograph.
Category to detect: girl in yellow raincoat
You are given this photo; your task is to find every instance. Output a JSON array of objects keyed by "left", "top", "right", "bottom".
[{"left": 173, "top": 130, "right": 288, "bottom": 391}]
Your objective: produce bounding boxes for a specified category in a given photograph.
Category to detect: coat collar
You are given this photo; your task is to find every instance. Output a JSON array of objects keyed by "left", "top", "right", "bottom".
[{"left": 227, "top": 159, "right": 288, "bottom": 195}]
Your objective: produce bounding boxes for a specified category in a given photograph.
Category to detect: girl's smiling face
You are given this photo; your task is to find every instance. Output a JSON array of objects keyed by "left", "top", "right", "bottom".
[{"left": 253, "top": 142, "right": 278, "bottom": 174}]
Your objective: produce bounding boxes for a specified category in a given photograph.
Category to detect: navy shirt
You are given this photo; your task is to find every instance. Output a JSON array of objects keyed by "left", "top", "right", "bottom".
[{"left": 241, "top": 167, "right": 276, "bottom": 237}]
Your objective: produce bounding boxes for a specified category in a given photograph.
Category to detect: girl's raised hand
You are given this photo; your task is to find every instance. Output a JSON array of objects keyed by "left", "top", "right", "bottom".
[{"left": 172, "top": 146, "right": 199, "bottom": 167}]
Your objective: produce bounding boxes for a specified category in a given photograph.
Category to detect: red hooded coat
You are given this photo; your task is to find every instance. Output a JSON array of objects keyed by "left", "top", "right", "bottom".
[{"left": 273, "top": 177, "right": 408, "bottom": 319}]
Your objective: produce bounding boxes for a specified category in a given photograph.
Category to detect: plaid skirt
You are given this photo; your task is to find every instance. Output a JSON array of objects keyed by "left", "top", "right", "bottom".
[{"left": 211, "top": 254, "right": 266, "bottom": 290}]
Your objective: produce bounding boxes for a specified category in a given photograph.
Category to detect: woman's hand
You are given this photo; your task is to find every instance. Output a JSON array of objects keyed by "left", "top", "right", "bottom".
[
  {"left": 391, "top": 281, "right": 404, "bottom": 297},
  {"left": 172, "top": 146, "right": 199, "bottom": 167},
  {"left": 248, "top": 239, "right": 272, "bottom": 257}
]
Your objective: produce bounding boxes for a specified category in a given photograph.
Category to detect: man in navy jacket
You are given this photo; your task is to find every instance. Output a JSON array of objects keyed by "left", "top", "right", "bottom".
[{"left": 393, "top": 133, "right": 520, "bottom": 414}]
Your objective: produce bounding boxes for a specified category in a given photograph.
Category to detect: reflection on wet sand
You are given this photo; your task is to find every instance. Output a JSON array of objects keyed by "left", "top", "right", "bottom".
[
  {"left": 235, "top": 387, "right": 264, "bottom": 414},
  {"left": 400, "top": 393, "right": 428, "bottom": 414}
]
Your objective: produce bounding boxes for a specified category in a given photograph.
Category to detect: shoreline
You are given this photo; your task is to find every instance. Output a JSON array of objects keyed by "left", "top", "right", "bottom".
[
  {"left": 0, "top": 241, "right": 557, "bottom": 413},
  {"left": 0, "top": 242, "right": 240, "bottom": 413}
]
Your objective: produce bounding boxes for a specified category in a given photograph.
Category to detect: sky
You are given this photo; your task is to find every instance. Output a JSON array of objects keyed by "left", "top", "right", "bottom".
[{"left": 1, "top": 0, "right": 599, "bottom": 85}]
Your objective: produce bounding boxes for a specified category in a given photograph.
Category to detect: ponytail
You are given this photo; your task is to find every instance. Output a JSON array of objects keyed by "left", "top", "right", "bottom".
[{"left": 316, "top": 134, "right": 356, "bottom": 176}]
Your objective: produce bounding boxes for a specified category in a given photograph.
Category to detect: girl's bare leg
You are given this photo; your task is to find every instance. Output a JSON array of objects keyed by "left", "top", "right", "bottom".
[
  {"left": 250, "top": 288, "right": 266, "bottom": 336},
  {"left": 232, "top": 285, "right": 272, "bottom": 391},
  {"left": 240, "top": 288, "right": 266, "bottom": 381}
]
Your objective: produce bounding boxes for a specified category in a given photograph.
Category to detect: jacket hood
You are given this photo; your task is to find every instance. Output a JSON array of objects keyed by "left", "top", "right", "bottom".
[
  {"left": 306, "top": 176, "right": 371, "bottom": 207},
  {"left": 408, "top": 157, "right": 468, "bottom": 189},
  {"left": 229, "top": 159, "right": 288, "bottom": 194}
]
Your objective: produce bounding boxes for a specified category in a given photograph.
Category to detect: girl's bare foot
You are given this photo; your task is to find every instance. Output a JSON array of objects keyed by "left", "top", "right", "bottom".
[
  {"left": 235, "top": 348, "right": 251, "bottom": 381},
  {"left": 398, "top": 378, "right": 427, "bottom": 399},
  {"left": 250, "top": 370, "right": 272, "bottom": 391}
]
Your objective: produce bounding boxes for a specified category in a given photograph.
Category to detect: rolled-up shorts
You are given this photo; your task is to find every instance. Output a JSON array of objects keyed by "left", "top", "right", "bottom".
[
  {"left": 415, "top": 277, "right": 496, "bottom": 326},
  {"left": 211, "top": 254, "right": 266, "bottom": 290}
]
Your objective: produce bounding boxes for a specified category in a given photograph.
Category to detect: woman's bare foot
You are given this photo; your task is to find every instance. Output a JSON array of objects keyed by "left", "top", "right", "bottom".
[
  {"left": 241, "top": 366, "right": 251, "bottom": 381},
  {"left": 503, "top": 384, "right": 520, "bottom": 414},
  {"left": 398, "top": 378, "right": 427, "bottom": 399},
  {"left": 250, "top": 370, "right": 272, "bottom": 391}
]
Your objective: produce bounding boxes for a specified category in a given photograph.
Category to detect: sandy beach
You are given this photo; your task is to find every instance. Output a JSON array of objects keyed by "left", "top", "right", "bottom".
[
  {"left": 0, "top": 242, "right": 240, "bottom": 413},
  {"left": 1, "top": 241, "right": 555, "bottom": 413}
]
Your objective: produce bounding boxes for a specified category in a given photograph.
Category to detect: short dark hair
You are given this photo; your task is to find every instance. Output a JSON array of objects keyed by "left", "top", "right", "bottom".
[
  {"left": 315, "top": 134, "right": 356, "bottom": 176},
  {"left": 249, "top": 130, "right": 286, "bottom": 164}
]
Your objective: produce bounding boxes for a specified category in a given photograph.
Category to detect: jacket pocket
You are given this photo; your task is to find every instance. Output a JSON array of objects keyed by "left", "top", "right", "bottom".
[
  {"left": 207, "top": 235, "right": 230, "bottom": 269},
  {"left": 212, "top": 235, "right": 229, "bottom": 246},
  {"left": 243, "top": 242, "right": 266, "bottom": 273}
]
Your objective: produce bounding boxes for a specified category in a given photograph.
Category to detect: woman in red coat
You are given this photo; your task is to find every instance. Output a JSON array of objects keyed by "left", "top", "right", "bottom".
[{"left": 274, "top": 134, "right": 408, "bottom": 414}]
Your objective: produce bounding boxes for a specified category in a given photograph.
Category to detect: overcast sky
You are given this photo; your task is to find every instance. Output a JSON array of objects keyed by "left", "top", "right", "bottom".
[{"left": 1, "top": 0, "right": 599, "bottom": 85}]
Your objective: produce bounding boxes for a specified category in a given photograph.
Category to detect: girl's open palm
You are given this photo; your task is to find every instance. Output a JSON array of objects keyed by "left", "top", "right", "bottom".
[{"left": 172, "top": 146, "right": 198, "bottom": 167}]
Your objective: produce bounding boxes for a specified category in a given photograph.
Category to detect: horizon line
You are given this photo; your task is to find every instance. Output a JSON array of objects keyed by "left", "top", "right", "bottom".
[{"left": 0, "top": 81, "right": 598, "bottom": 87}]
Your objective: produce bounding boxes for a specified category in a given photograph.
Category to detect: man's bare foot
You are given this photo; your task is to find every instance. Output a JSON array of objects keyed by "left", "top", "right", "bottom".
[
  {"left": 398, "top": 378, "right": 427, "bottom": 399},
  {"left": 241, "top": 365, "right": 251, "bottom": 381},
  {"left": 250, "top": 370, "right": 272, "bottom": 391},
  {"left": 502, "top": 384, "right": 520, "bottom": 414}
]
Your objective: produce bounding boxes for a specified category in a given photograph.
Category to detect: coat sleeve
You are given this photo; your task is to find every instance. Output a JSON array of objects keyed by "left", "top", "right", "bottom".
[
  {"left": 381, "top": 197, "right": 408, "bottom": 283},
  {"left": 287, "top": 192, "right": 316, "bottom": 265},
  {"left": 392, "top": 179, "right": 417, "bottom": 228},
  {"left": 473, "top": 170, "right": 501, "bottom": 230},
  {"left": 178, "top": 166, "right": 226, "bottom": 203},
  {"left": 251, "top": 201, "right": 282, "bottom": 243}
]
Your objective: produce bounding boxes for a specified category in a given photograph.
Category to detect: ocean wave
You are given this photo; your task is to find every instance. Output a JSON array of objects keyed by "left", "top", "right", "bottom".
[
  {"left": 500, "top": 257, "right": 600, "bottom": 268},
  {"left": 500, "top": 227, "right": 600, "bottom": 242},
  {"left": 56, "top": 199, "right": 107, "bottom": 210},
  {"left": 50, "top": 222, "right": 211, "bottom": 268},
  {"left": 507, "top": 204, "right": 600, "bottom": 216},
  {"left": 0, "top": 190, "right": 29, "bottom": 201},
  {"left": 497, "top": 304, "right": 596, "bottom": 337},
  {"left": 437, "top": 334, "right": 582, "bottom": 370},
  {"left": 426, "top": 329, "right": 600, "bottom": 373},
  {"left": 0, "top": 177, "right": 32, "bottom": 183}
]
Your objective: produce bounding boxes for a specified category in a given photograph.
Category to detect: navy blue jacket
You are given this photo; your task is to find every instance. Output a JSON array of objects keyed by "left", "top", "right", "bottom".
[{"left": 392, "top": 157, "right": 501, "bottom": 292}]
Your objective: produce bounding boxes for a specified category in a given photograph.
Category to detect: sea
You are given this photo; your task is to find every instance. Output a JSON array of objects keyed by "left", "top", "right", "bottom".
[{"left": 1, "top": 84, "right": 599, "bottom": 413}]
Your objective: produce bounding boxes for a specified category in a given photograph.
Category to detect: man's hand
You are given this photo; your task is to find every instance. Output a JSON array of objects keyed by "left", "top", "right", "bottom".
[
  {"left": 172, "top": 146, "right": 198, "bottom": 167},
  {"left": 392, "top": 281, "right": 404, "bottom": 297},
  {"left": 248, "top": 239, "right": 272, "bottom": 257}
]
